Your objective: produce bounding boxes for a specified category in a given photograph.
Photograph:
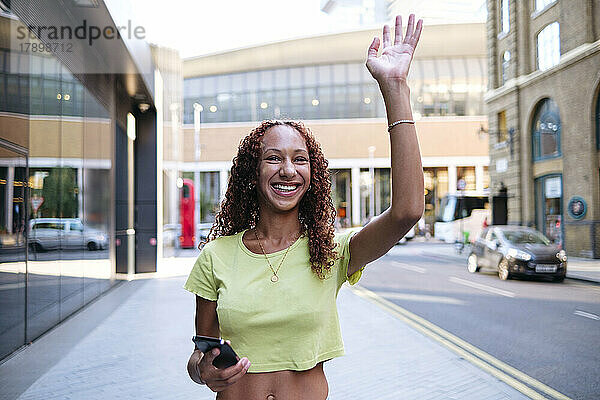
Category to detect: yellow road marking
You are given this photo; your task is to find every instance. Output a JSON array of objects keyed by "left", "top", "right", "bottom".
[
  {"left": 566, "top": 283, "right": 600, "bottom": 293},
  {"left": 350, "top": 285, "right": 572, "bottom": 400}
]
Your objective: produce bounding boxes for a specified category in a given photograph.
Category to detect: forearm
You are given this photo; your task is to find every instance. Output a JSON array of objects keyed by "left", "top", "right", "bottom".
[{"left": 380, "top": 80, "right": 424, "bottom": 221}]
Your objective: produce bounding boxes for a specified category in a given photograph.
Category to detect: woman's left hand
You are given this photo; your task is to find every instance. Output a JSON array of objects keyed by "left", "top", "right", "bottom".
[{"left": 366, "top": 14, "right": 423, "bottom": 85}]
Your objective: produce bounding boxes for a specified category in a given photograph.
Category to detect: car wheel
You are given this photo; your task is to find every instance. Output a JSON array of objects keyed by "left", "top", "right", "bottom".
[
  {"left": 467, "top": 253, "right": 480, "bottom": 273},
  {"left": 498, "top": 258, "right": 510, "bottom": 281},
  {"left": 87, "top": 242, "right": 97, "bottom": 251},
  {"left": 29, "top": 242, "right": 45, "bottom": 252}
]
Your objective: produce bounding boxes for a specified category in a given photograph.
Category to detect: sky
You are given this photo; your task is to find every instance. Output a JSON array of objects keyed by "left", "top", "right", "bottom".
[{"left": 131, "top": 0, "right": 486, "bottom": 59}]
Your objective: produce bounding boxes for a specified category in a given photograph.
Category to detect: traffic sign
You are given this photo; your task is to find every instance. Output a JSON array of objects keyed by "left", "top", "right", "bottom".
[{"left": 31, "top": 196, "right": 44, "bottom": 214}]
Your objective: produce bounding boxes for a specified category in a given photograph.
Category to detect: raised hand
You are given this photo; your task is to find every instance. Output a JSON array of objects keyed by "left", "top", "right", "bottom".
[{"left": 366, "top": 14, "right": 423, "bottom": 84}]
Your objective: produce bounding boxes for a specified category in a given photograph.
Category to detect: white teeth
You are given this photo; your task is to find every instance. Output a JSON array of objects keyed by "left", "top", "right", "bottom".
[{"left": 273, "top": 184, "right": 298, "bottom": 192}]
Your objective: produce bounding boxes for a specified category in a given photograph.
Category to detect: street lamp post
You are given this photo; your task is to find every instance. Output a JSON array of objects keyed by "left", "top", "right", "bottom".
[
  {"left": 457, "top": 178, "right": 466, "bottom": 253},
  {"left": 169, "top": 103, "right": 180, "bottom": 226},
  {"left": 193, "top": 103, "right": 203, "bottom": 246},
  {"left": 193, "top": 103, "right": 203, "bottom": 160}
]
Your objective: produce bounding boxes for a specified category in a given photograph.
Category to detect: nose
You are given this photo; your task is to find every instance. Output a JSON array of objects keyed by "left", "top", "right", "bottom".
[{"left": 279, "top": 158, "right": 296, "bottom": 177}]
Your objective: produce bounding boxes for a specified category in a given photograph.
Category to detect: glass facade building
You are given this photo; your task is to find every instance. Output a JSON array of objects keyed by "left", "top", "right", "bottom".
[
  {"left": 0, "top": 28, "right": 114, "bottom": 360},
  {"left": 0, "top": 2, "right": 160, "bottom": 359},
  {"left": 183, "top": 58, "right": 486, "bottom": 124},
  {"left": 177, "top": 24, "right": 490, "bottom": 235}
]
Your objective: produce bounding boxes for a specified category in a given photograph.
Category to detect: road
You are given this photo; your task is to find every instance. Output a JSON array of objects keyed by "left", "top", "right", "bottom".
[{"left": 357, "top": 241, "right": 600, "bottom": 400}]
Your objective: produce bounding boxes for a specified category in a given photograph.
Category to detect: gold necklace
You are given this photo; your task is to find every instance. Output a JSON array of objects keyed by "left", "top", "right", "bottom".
[{"left": 253, "top": 229, "right": 298, "bottom": 283}]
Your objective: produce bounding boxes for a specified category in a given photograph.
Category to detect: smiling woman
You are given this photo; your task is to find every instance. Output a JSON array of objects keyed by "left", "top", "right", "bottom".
[{"left": 184, "top": 14, "right": 425, "bottom": 400}]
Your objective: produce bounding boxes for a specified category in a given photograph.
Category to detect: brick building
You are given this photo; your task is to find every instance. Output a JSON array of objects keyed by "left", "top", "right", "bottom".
[{"left": 485, "top": 0, "right": 600, "bottom": 258}]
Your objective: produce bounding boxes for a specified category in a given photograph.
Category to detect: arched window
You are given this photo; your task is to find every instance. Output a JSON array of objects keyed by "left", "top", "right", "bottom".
[
  {"left": 501, "top": 51, "right": 511, "bottom": 85},
  {"left": 535, "top": 0, "right": 556, "bottom": 12},
  {"left": 532, "top": 98, "right": 561, "bottom": 161},
  {"left": 537, "top": 22, "right": 560, "bottom": 71}
]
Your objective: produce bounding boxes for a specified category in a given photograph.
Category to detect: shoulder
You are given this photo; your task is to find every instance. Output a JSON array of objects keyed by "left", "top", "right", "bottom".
[
  {"left": 334, "top": 227, "right": 362, "bottom": 249},
  {"left": 201, "top": 231, "right": 243, "bottom": 255}
]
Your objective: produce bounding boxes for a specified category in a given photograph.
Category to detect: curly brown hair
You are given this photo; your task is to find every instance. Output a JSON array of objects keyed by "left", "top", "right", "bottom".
[{"left": 200, "top": 120, "right": 337, "bottom": 279}]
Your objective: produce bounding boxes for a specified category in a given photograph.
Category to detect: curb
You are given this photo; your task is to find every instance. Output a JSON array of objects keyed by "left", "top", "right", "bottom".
[{"left": 565, "top": 275, "right": 600, "bottom": 284}]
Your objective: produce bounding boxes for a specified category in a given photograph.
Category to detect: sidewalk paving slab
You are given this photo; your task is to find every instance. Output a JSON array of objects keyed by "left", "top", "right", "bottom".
[{"left": 1, "top": 275, "right": 528, "bottom": 400}]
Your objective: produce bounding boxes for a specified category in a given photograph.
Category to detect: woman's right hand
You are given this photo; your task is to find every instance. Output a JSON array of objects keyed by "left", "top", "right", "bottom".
[{"left": 190, "top": 347, "right": 251, "bottom": 392}]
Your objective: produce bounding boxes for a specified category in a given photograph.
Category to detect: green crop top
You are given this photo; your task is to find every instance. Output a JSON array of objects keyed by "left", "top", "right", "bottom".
[{"left": 183, "top": 228, "right": 365, "bottom": 373}]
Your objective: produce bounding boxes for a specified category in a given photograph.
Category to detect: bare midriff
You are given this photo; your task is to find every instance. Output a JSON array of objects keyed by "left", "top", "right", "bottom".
[{"left": 216, "top": 362, "right": 328, "bottom": 400}]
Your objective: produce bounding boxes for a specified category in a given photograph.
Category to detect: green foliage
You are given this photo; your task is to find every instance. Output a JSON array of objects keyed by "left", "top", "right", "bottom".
[{"left": 38, "top": 168, "right": 78, "bottom": 218}]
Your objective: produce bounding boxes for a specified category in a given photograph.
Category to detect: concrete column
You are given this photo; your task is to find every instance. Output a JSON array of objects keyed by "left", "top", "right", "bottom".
[
  {"left": 351, "top": 167, "right": 361, "bottom": 226},
  {"left": 127, "top": 131, "right": 135, "bottom": 277},
  {"left": 448, "top": 165, "right": 457, "bottom": 194},
  {"left": 219, "top": 169, "right": 229, "bottom": 202},
  {"left": 169, "top": 170, "right": 178, "bottom": 225},
  {"left": 78, "top": 167, "right": 84, "bottom": 221},
  {"left": 475, "top": 165, "right": 484, "bottom": 193}
]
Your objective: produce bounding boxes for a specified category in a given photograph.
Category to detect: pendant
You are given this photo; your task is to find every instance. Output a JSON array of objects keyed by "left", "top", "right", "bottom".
[{"left": 271, "top": 275, "right": 279, "bottom": 283}]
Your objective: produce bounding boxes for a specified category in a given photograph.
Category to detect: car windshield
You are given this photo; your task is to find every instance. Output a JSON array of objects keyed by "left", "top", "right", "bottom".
[{"left": 502, "top": 230, "right": 551, "bottom": 245}]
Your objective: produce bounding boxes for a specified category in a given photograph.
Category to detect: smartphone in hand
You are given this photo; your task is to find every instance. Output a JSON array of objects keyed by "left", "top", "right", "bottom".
[{"left": 192, "top": 335, "right": 239, "bottom": 369}]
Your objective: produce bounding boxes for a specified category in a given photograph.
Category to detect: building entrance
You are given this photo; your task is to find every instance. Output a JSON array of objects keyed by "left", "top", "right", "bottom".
[{"left": 535, "top": 174, "right": 563, "bottom": 246}]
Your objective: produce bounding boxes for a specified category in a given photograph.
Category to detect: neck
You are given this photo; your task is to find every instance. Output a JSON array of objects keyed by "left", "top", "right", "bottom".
[{"left": 254, "top": 208, "right": 302, "bottom": 240}]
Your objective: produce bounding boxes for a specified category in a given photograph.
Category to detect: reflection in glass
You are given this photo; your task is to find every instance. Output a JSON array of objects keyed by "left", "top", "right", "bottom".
[
  {"left": 0, "top": 148, "right": 27, "bottom": 360},
  {"left": 0, "top": 11, "right": 114, "bottom": 359}
]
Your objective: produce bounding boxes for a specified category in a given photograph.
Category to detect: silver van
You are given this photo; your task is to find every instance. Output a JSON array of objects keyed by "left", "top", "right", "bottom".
[{"left": 29, "top": 218, "right": 108, "bottom": 251}]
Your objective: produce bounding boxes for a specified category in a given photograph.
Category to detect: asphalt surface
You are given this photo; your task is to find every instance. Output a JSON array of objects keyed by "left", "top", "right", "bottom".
[{"left": 358, "top": 242, "right": 600, "bottom": 400}]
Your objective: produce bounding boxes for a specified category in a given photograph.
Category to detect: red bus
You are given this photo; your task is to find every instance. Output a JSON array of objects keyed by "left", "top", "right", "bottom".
[{"left": 179, "top": 178, "right": 195, "bottom": 248}]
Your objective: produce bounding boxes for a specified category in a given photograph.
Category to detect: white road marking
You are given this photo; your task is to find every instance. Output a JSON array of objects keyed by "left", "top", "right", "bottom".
[
  {"left": 449, "top": 276, "right": 515, "bottom": 298},
  {"left": 373, "top": 291, "right": 465, "bottom": 305},
  {"left": 391, "top": 261, "right": 426, "bottom": 273},
  {"left": 574, "top": 310, "right": 600, "bottom": 320}
]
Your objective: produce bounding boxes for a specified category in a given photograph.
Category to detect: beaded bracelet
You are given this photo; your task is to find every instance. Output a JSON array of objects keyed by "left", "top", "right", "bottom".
[{"left": 387, "top": 119, "right": 415, "bottom": 132}]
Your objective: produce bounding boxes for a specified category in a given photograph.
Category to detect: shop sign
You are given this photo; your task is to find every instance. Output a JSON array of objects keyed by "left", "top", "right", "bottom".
[
  {"left": 544, "top": 177, "right": 561, "bottom": 198},
  {"left": 567, "top": 196, "right": 586, "bottom": 220}
]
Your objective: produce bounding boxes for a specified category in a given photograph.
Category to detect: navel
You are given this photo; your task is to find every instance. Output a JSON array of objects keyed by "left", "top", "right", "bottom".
[{"left": 266, "top": 394, "right": 275, "bottom": 400}]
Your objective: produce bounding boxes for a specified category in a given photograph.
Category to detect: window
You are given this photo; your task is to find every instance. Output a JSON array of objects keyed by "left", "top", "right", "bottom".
[
  {"left": 532, "top": 98, "right": 561, "bottom": 160},
  {"left": 497, "top": 110, "right": 508, "bottom": 142},
  {"left": 500, "top": 0, "right": 509, "bottom": 34},
  {"left": 535, "top": 0, "right": 556, "bottom": 12},
  {"left": 70, "top": 221, "right": 84, "bottom": 232},
  {"left": 501, "top": 51, "right": 510, "bottom": 84},
  {"left": 537, "top": 22, "right": 560, "bottom": 71}
]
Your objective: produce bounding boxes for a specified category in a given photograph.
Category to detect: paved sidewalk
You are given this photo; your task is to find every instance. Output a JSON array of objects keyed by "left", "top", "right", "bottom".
[
  {"left": 0, "top": 275, "right": 529, "bottom": 400},
  {"left": 406, "top": 241, "right": 600, "bottom": 284}
]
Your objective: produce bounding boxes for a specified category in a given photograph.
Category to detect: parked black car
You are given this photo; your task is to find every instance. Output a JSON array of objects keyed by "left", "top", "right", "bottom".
[{"left": 467, "top": 226, "right": 567, "bottom": 282}]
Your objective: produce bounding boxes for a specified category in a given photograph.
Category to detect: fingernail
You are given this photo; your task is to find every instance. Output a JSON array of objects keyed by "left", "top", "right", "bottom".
[{"left": 212, "top": 348, "right": 218, "bottom": 355}]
